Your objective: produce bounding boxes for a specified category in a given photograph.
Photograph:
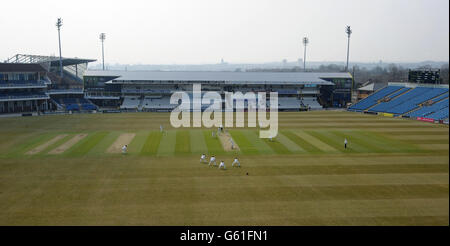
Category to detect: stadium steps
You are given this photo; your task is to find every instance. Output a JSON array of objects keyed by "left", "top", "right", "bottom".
[
  {"left": 402, "top": 106, "right": 422, "bottom": 117},
  {"left": 137, "top": 96, "right": 144, "bottom": 110},
  {"left": 353, "top": 86, "right": 404, "bottom": 111},
  {"left": 85, "top": 98, "right": 97, "bottom": 106},
  {"left": 363, "top": 88, "right": 404, "bottom": 112},
  {"left": 402, "top": 92, "right": 449, "bottom": 118},
  {"left": 363, "top": 103, "right": 379, "bottom": 112},
  {"left": 49, "top": 98, "right": 64, "bottom": 110},
  {"left": 430, "top": 93, "right": 449, "bottom": 103},
  {"left": 389, "top": 87, "right": 413, "bottom": 100},
  {"left": 362, "top": 90, "right": 402, "bottom": 111}
]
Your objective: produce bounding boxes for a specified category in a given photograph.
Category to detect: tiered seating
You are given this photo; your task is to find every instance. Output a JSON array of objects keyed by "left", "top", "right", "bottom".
[
  {"left": 302, "top": 97, "right": 322, "bottom": 109},
  {"left": 61, "top": 98, "right": 78, "bottom": 111},
  {"left": 278, "top": 97, "right": 301, "bottom": 109},
  {"left": 276, "top": 89, "right": 298, "bottom": 95},
  {"left": 0, "top": 80, "right": 45, "bottom": 88},
  {"left": 349, "top": 84, "right": 449, "bottom": 121},
  {"left": 370, "top": 87, "right": 448, "bottom": 114},
  {"left": 406, "top": 99, "right": 449, "bottom": 119},
  {"left": 0, "top": 92, "right": 48, "bottom": 100},
  {"left": 385, "top": 87, "right": 410, "bottom": 99},
  {"left": 57, "top": 98, "right": 97, "bottom": 111},
  {"left": 66, "top": 104, "right": 79, "bottom": 111},
  {"left": 142, "top": 96, "right": 175, "bottom": 109},
  {"left": 349, "top": 86, "right": 403, "bottom": 111},
  {"left": 120, "top": 96, "right": 141, "bottom": 109},
  {"left": 79, "top": 98, "right": 97, "bottom": 110},
  {"left": 431, "top": 93, "right": 449, "bottom": 102},
  {"left": 426, "top": 107, "right": 449, "bottom": 120}
]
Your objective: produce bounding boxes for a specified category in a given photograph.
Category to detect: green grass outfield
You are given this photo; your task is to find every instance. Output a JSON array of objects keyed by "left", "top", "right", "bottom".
[{"left": 0, "top": 111, "right": 448, "bottom": 225}]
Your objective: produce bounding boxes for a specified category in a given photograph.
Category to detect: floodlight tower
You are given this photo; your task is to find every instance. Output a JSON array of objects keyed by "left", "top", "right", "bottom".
[
  {"left": 100, "top": 33, "right": 106, "bottom": 70},
  {"left": 345, "top": 25, "right": 352, "bottom": 71},
  {"left": 56, "top": 18, "right": 63, "bottom": 77},
  {"left": 302, "top": 37, "right": 309, "bottom": 71}
]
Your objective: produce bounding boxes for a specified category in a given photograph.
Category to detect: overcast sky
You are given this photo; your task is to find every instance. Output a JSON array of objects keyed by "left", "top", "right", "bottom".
[{"left": 1, "top": 0, "right": 449, "bottom": 65}]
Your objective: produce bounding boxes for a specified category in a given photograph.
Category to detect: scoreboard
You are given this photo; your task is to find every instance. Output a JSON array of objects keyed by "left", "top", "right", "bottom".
[{"left": 408, "top": 69, "right": 441, "bottom": 84}]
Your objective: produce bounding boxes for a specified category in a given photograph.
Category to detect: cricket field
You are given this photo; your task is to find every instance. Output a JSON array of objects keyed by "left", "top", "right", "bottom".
[{"left": 0, "top": 111, "right": 448, "bottom": 225}]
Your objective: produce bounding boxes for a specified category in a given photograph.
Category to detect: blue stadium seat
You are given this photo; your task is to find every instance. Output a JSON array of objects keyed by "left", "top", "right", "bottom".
[
  {"left": 349, "top": 86, "right": 404, "bottom": 111},
  {"left": 369, "top": 87, "right": 448, "bottom": 114}
]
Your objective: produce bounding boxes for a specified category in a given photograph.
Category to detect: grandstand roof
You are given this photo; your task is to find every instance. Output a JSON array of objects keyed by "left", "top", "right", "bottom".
[
  {"left": 84, "top": 70, "right": 352, "bottom": 85},
  {"left": 4, "top": 54, "right": 96, "bottom": 67},
  {"left": 0, "top": 63, "right": 47, "bottom": 72},
  {"left": 358, "top": 83, "right": 375, "bottom": 91}
]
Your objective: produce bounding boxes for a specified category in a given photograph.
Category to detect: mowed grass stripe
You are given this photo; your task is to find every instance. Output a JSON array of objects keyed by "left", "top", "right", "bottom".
[
  {"left": 203, "top": 130, "right": 225, "bottom": 155},
  {"left": 148, "top": 184, "right": 449, "bottom": 203},
  {"left": 281, "top": 130, "right": 323, "bottom": 154},
  {"left": 262, "top": 135, "right": 293, "bottom": 155},
  {"left": 277, "top": 173, "right": 449, "bottom": 187},
  {"left": 39, "top": 134, "right": 74, "bottom": 155},
  {"left": 275, "top": 132, "right": 304, "bottom": 153},
  {"left": 401, "top": 139, "right": 449, "bottom": 144},
  {"left": 307, "top": 130, "right": 364, "bottom": 153},
  {"left": 175, "top": 130, "right": 191, "bottom": 155},
  {"left": 48, "top": 134, "right": 88, "bottom": 155},
  {"left": 330, "top": 130, "right": 379, "bottom": 153},
  {"left": 293, "top": 130, "right": 339, "bottom": 153},
  {"left": 190, "top": 130, "right": 208, "bottom": 154},
  {"left": 25, "top": 134, "right": 68, "bottom": 155},
  {"left": 360, "top": 131, "right": 421, "bottom": 153},
  {"left": 417, "top": 144, "right": 449, "bottom": 150},
  {"left": 12, "top": 133, "right": 58, "bottom": 156},
  {"left": 87, "top": 131, "right": 122, "bottom": 155},
  {"left": 140, "top": 131, "right": 163, "bottom": 155},
  {"left": 66, "top": 132, "right": 108, "bottom": 157},
  {"left": 348, "top": 131, "right": 401, "bottom": 153},
  {"left": 229, "top": 130, "right": 258, "bottom": 155},
  {"left": 157, "top": 131, "right": 176, "bottom": 156},
  {"left": 389, "top": 134, "right": 449, "bottom": 141},
  {"left": 355, "top": 131, "right": 406, "bottom": 153},
  {"left": 127, "top": 131, "right": 149, "bottom": 154},
  {"left": 197, "top": 173, "right": 449, "bottom": 188},
  {"left": 242, "top": 131, "right": 275, "bottom": 155},
  {"left": 242, "top": 164, "right": 449, "bottom": 176}
]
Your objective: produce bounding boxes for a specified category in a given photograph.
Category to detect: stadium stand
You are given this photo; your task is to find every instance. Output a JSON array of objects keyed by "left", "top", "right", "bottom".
[
  {"left": 56, "top": 98, "right": 97, "bottom": 111},
  {"left": 302, "top": 97, "right": 322, "bottom": 110},
  {"left": 142, "top": 96, "right": 176, "bottom": 110},
  {"left": 369, "top": 87, "right": 448, "bottom": 114},
  {"left": 0, "top": 92, "right": 48, "bottom": 100},
  {"left": 385, "top": 87, "right": 411, "bottom": 99},
  {"left": 406, "top": 98, "right": 449, "bottom": 119},
  {"left": 426, "top": 106, "right": 449, "bottom": 120},
  {"left": 0, "top": 80, "right": 46, "bottom": 88},
  {"left": 349, "top": 83, "right": 449, "bottom": 121},
  {"left": 348, "top": 86, "right": 403, "bottom": 111},
  {"left": 278, "top": 97, "right": 301, "bottom": 110},
  {"left": 276, "top": 89, "right": 298, "bottom": 95},
  {"left": 120, "top": 96, "right": 141, "bottom": 110}
]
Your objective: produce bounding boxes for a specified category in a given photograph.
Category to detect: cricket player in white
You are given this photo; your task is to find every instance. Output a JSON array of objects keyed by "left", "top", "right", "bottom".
[
  {"left": 209, "top": 156, "right": 217, "bottom": 166},
  {"left": 122, "top": 145, "right": 128, "bottom": 154},
  {"left": 160, "top": 125, "right": 163, "bottom": 132},
  {"left": 344, "top": 138, "right": 348, "bottom": 149},
  {"left": 232, "top": 157, "right": 240, "bottom": 167},
  {"left": 230, "top": 138, "right": 234, "bottom": 149},
  {"left": 219, "top": 161, "right": 226, "bottom": 170},
  {"left": 200, "top": 154, "right": 207, "bottom": 163}
]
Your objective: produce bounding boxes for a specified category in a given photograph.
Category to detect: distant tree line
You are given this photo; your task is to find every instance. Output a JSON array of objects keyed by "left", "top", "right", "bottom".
[{"left": 246, "top": 63, "right": 449, "bottom": 86}]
